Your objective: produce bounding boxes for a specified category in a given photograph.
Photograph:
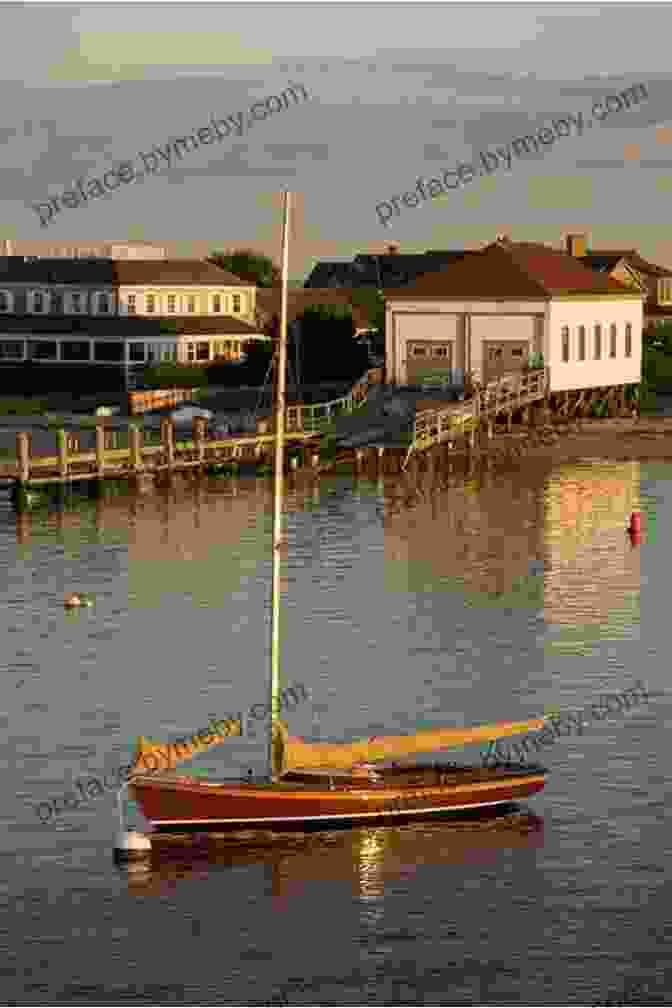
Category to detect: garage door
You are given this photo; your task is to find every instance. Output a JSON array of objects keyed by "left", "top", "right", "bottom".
[
  {"left": 483, "top": 340, "right": 528, "bottom": 382},
  {"left": 471, "top": 316, "right": 535, "bottom": 384},
  {"left": 397, "top": 314, "right": 459, "bottom": 385},
  {"left": 406, "top": 341, "right": 454, "bottom": 384}
]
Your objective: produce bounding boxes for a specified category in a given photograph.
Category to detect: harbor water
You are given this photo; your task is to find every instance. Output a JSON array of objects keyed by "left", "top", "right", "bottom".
[{"left": 1, "top": 457, "right": 668, "bottom": 1005}]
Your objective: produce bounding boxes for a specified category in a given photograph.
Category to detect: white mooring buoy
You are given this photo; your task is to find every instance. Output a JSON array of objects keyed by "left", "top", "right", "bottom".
[
  {"left": 113, "top": 783, "right": 152, "bottom": 863},
  {"left": 113, "top": 829, "right": 152, "bottom": 863}
]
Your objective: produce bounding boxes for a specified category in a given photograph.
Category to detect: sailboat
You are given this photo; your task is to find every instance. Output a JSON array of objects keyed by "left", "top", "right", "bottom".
[{"left": 128, "top": 192, "right": 548, "bottom": 834}]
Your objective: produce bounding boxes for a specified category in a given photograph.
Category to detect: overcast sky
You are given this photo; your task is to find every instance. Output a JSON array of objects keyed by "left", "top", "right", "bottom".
[{"left": 3, "top": 3, "right": 671, "bottom": 284}]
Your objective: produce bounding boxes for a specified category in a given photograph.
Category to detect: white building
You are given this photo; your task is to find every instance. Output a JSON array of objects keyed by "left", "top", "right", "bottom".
[{"left": 385, "top": 238, "right": 644, "bottom": 391}]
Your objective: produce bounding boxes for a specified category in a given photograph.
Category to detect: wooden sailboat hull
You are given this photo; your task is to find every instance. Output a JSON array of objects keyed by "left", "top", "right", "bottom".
[{"left": 131, "top": 764, "right": 547, "bottom": 833}]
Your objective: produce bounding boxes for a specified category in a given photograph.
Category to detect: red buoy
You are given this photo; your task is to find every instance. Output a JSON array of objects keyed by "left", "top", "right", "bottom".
[{"left": 629, "top": 511, "right": 642, "bottom": 534}]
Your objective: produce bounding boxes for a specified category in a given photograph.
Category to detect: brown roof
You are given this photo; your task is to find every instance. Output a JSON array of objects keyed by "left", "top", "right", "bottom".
[
  {"left": 387, "top": 241, "right": 643, "bottom": 300},
  {"left": 112, "top": 259, "right": 252, "bottom": 287},
  {"left": 0, "top": 257, "right": 253, "bottom": 287},
  {"left": 255, "top": 288, "right": 374, "bottom": 329}
]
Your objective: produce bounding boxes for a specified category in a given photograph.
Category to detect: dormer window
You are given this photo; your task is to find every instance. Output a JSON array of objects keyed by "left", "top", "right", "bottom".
[
  {"left": 659, "top": 278, "right": 672, "bottom": 303},
  {"left": 0, "top": 291, "right": 13, "bottom": 313},
  {"left": 232, "top": 294, "right": 241, "bottom": 313}
]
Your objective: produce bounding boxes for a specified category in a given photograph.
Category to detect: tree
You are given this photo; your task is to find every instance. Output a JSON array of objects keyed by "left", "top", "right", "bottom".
[
  {"left": 349, "top": 286, "right": 386, "bottom": 354},
  {"left": 290, "top": 305, "right": 369, "bottom": 384},
  {"left": 206, "top": 248, "right": 280, "bottom": 287}
]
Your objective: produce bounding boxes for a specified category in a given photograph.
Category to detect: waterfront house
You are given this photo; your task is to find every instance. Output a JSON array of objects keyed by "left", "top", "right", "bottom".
[
  {"left": 384, "top": 238, "right": 644, "bottom": 392},
  {"left": 0, "top": 257, "right": 268, "bottom": 381},
  {"left": 563, "top": 232, "right": 672, "bottom": 330}
]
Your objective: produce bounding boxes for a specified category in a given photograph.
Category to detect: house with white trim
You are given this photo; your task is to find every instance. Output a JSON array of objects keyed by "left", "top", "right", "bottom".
[{"left": 385, "top": 238, "right": 644, "bottom": 392}]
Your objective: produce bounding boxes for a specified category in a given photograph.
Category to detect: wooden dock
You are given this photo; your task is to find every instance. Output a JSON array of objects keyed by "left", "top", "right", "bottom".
[
  {"left": 0, "top": 418, "right": 321, "bottom": 490},
  {"left": 403, "top": 367, "right": 548, "bottom": 468}
]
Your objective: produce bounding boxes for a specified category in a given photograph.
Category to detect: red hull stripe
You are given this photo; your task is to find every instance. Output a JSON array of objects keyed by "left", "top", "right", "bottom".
[{"left": 149, "top": 797, "right": 514, "bottom": 825}]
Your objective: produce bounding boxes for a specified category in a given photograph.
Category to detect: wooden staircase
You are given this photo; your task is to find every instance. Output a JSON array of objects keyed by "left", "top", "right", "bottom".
[{"left": 403, "top": 367, "right": 548, "bottom": 469}]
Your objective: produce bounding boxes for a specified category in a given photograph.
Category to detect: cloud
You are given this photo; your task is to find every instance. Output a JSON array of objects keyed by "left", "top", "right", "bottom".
[{"left": 48, "top": 31, "right": 273, "bottom": 82}]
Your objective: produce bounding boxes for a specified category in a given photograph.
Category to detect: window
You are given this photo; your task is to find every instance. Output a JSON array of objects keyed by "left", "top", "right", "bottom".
[
  {"left": 61, "top": 341, "right": 91, "bottom": 362},
  {"left": 412, "top": 346, "right": 427, "bottom": 357},
  {"left": 187, "top": 342, "right": 196, "bottom": 362},
  {"left": 433, "top": 346, "right": 448, "bottom": 357},
  {"left": 129, "top": 342, "right": 146, "bottom": 362},
  {"left": 28, "top": 340, "right": 58, "bottom": 360},
  {"left": 609, "top": 323, "right": 617, "bottom": 358},
  {"left": 561, "top": 326, "right": 570, "bottom": 362},
  {"left": 196, "top": 342, "right": 210, "bottom": 361},
  {"left": 94, "top": 342, "right": 124, "bottom": 362},
  {"left": 160, "top": 343, "right": 176, "bottom": 362},
  {"left": 659, "top": 278, "right": 672, "bottom": 303},
  {"left": 187, "top": 296, "right": 196, "bottom": 313},
  {"left": 145, "top": 294, "right": 156, "bottom": 314},
  {"left": 212, "top": 295, "right": 222, "bottom": 313},
  {"left": 30, "top": 291, "right": 48, "bottom": 314},
  {"left": 70, "top": 292, "right": 83, "bottom": 313},
  {"left": 578, "top": 325, "right": 586, "bottom": 361},
  {"left": 0, "top": 341, "right": 24, "bottom": 359},
  {"left": 167, "top": 295, "right": 176, "bottom": 313},
  {"left": 0, "top": 291, "right": 13, "bottom": 313},
  {"left": 593, "top": 324, "right": 602, "bottom": 360},
  {"left": 127, "top": 294, "right": 137, "bottom": 315},
  {"left": 511, "top": 348, "right": 524, "bottom": 357},
  {"left": 488, "top": 346, "right": 503, "bottom": 360},
  {"left": 97, "top": 294, "right": 111, "bottom": 314},
  {"left": 232, "top": 294, "right": 241, "bottom": 313},
  {"left": 625, "top": 323, "right": 632, "bottom": 358}
]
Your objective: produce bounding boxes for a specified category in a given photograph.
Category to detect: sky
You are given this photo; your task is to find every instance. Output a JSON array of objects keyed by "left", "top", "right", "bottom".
[{"left": 2, "top": 2, "right": 671, "bottom": 284}]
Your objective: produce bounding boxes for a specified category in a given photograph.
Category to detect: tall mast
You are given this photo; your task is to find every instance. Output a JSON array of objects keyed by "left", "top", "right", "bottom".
[{"left": 267, "top": 190, "right": 291, "bottom": 782}]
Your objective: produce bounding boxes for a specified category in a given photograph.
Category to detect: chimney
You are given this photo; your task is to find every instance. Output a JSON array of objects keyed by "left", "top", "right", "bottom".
[
  {"left": 495, "top": 233, "right": 511, "bottom": 244},
  {"left": 386, "top": 243, "right": 400, "bottom": 255},
  {"left": 565, "top": 233, "right": 587, "bottom": 258}
]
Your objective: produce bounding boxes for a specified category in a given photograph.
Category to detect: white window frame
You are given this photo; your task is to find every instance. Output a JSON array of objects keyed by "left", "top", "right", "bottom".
[
  {"left": 577, "top": 325, "right": 586, "bottom": 362},
  {"left": 126, "top": 294, "right": 137, "bottom": 315},
  {"left": 212, "top": 294, "right": 222, "bottom": 314},
  {"left": 561, "top": 325, "right": 570, "bottom": 362},
  {"left": 94, "top": 291, "right": 113, "bottom": 315},
  {"left": 167, "top": 294, "right": 177, "bottom": 314},
  {"left": 145, "top": 293, "right": 157, "bottom": 314},
  {"left": 625, "top": 322, "right": 633, "bottom": 358},
  {"left": 28, "top": 289, "right": 51, "bottom": 314},
  {"left": 609, "top": 323, "right": 617, "bottom": 358},
  {"left": 232, "top": 293, "right": 241, "bottom": 314},
  {"left": 0, "top": 290, "right": 14, "bottom": 313}
]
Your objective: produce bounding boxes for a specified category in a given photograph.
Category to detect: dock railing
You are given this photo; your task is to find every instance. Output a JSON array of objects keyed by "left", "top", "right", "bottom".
[
  {"left": 404, "top": 367, "right": 548, "bottom": 467},
  {"left": 285, "top": 367, "right": 384, "bottom": 434}
]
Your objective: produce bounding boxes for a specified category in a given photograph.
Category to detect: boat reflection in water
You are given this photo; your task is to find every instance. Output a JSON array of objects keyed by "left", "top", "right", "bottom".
[{"left": 121, "top": 809, "right": 544, "bottom": 902}]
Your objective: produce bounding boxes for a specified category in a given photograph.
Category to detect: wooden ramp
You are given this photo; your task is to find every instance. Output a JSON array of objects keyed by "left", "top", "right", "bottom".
[{"left": 403, "top": 368, "right": 548, "bottom": 470}]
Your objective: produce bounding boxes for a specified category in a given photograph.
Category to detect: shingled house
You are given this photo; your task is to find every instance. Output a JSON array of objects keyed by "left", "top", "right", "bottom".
[{"left": 304, "top": 245, "right": 473, "bottom": 289}]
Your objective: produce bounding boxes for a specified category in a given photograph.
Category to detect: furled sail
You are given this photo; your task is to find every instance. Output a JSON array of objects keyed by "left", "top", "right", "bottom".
[{"left": 129, "top": 716, "right": 547, "bottom": 777}]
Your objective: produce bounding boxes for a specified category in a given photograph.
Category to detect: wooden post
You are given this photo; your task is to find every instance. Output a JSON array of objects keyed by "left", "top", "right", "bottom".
[
  {"left": 193, "top": 417, "right": 206, "bottom": 468},
  {"left": 129, "top": 424, "right": 143, "bottom": 472},
  {"left": 376, "top": 445, "right": 385, "bottom": 477},
  {"left": 95, "top": 422, "right": 106, "bottom": 477},
  {"left": 16, "top": 432, "right": 29, "bottom": 484},
  {"left": 354, "top": 449, "right": 364, "bottom": 476},
  {"left": 161, "top": 417, "right": 175, "bottom": 470},
  {"left": 57, "top": 429, "right": 68, "bottom": 480},
  {"left": 506, "top": 410, "right": 512, "bottom": 434},
  {"left": 311, "top": 451, "right": 320, "bottom": 473}
]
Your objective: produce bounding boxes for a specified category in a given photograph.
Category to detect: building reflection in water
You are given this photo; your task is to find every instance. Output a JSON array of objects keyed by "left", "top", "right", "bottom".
[{"left": 542, "top": 461, "right": 641, "bottom": 653}]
